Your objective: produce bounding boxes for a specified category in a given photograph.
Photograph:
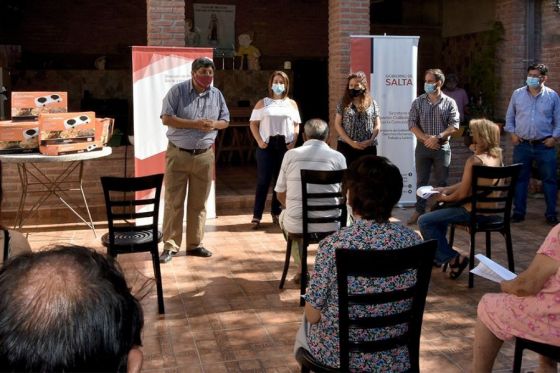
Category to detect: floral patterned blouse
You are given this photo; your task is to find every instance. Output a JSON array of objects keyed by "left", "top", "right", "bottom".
[
  {"left": 303, "top": 219, "right": 422, "bottom": 372},
  {"left": 336, "top": 100, "right": 380, "bottom": 143}
]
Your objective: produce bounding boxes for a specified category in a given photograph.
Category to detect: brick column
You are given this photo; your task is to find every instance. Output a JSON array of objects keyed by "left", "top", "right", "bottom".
[
  {"left": 147, "top": 0, "right": 185, "bottom": 46},
  {"left": 328, "top": 0, "right": 370, "bottom": 141},
  {"left": 495, "top": 0, "right": 527, "bottom": 117},
  {"left": 540, "top": 3, "right": 560, "bottom": 90}
]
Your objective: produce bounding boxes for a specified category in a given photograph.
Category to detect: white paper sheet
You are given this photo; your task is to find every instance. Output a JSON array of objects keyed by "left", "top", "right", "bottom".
[
  {"left": 416, "top": 186, "right": 440, "bottom": 199},
  {"left": 470, "top": 254, "right": 517, "bottom": 283}
]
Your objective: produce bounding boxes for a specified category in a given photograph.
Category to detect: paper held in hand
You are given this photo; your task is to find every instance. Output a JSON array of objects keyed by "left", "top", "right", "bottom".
[
  {"left": 416, "top": 186, "right": 440, "bottom": 199},
  {"left": 470, "top": 254, "right": 517, "bottom": 283}
]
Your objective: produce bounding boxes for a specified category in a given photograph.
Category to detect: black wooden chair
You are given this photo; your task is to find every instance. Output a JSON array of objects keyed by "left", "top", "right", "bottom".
[
  {"left": 448, "top": 164, "right": 522, "bottom": 288},
  {"left": 513, "top": 337, "right": 560, "bottom": 372},
  {"left": 101, "top": 173, "right": 165, "bottom": 314},
  {"left": 279, "top": 169, "right": 347, "bottom": 307},
  {"left": 296, "top": 240, "right": 437, "bottom": 372}
]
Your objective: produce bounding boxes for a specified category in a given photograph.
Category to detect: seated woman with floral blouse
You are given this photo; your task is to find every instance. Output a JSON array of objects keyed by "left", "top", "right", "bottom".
[{"left": 294, "top": 155, "right": 423, "bottom": 371}]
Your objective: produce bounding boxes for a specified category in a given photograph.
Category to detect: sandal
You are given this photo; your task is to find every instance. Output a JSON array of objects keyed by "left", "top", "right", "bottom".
[{"left": 448, "top": 255, "right": 469, "bottom": 280}]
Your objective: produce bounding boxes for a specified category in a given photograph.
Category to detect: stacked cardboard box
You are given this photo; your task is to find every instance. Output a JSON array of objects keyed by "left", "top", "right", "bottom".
[{"left": 0, "top": 91, "right": 113, "bottom": 155}]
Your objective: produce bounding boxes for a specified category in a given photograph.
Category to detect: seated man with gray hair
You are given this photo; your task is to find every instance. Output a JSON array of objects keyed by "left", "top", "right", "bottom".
[
  {"left": 274, "top": 118, "right": 347, "bottom": 283},
  {"left": 0, "top": 245, "right": 144, "bottom": 373}
]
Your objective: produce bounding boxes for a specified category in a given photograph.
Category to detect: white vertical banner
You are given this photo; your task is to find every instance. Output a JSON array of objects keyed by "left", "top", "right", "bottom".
[
  {"left": 372, "top": 36, "right": 419, "bottom": 205},
  {"left": 132, "top": 46, "right": 216, "bottom": 220}
]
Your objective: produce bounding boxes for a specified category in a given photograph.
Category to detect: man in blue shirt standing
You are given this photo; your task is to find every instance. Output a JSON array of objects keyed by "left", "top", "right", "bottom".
[
  {"left": 159, "top": 57, "right": 230, "bottom": 263},
  {"left": 505, "top": 63, "right": 560, "bottom": 225}
]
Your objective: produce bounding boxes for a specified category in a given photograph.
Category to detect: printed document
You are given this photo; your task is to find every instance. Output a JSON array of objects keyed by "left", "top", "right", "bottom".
[{"left": 470, "top": 254, "right": 517, "bottom": 283}]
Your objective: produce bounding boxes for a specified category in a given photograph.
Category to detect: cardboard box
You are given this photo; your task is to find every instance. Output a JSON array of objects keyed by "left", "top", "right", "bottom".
[
  {"left": 0, "top": 120, "right": 40, "bottom": 153},
  {"left": 39, "top": 111, "right": 96, "bottom": 145},
  {"left": 95, "top": 117, "right": 114, "bottom": 145},
  {"left": 11, "top": 92, "right": 68, "bottom": 119},
  {"left": 39, "top": 141, "right": 103, "bottom": 156}
]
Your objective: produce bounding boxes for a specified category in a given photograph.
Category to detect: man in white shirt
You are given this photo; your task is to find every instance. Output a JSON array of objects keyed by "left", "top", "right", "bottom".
[{"left": 274, "top": 118, "right": 347, "bottom": 283}]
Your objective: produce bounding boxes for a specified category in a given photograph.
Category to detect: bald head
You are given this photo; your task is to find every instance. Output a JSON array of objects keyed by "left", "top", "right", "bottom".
[{"left": 0, "top": 246, "right": 143, "bottom": 372}]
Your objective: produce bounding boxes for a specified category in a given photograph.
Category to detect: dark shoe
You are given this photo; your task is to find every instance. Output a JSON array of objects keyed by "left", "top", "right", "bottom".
[
  {"left": 271, "top": 213, "right": 280, "bottom": 226},
  {"left": 546, "top": 216, "right": 559, "bottom": 226},
  {"left": 511, "top": 214, "right": 525, "bottom": 223},
  {"left": 448, "top": 255, "right": 469, "bottom": 280},
  {"left": 186, "top": 247, "right": 213, "bottom": 257},
  {"left": 159, "top": 250, "right": 175, "bottom": 263},
  {"left": 251, "top": 218, "right": 261, "bottom": 230}
]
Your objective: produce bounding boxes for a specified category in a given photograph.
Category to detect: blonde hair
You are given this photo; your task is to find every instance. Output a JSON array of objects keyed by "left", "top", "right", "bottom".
[{"left": 469, "top": 119, "right": 502, "bottom": 160}]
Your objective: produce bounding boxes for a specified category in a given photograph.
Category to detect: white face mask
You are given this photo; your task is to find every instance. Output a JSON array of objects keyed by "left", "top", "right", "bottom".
[{"left": 271, "top": 83, "right": 285, "bottom": 95}]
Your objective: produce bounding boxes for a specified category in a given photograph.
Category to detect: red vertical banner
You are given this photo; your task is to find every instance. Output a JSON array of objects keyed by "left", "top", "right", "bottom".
[{"left": 350, "top": 37, "right": 373, "bottom": 85}]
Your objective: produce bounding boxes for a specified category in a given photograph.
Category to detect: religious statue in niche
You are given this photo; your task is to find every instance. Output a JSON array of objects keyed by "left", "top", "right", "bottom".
[
  {"left": 207, "top": 13, "right": 219, "bottom": 45},
  {"left": 236, "top": 33, "right": 261, "bottom": 71},
  {"left": 185, "top": 18, "right": 201, "bottom": 46}
]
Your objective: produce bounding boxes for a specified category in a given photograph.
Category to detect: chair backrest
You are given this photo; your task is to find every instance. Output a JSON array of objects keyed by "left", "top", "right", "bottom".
[
  {"left": 469, "top": 164, "right": 522, "bottom": 223},
  {"left": 335, "top": 240, "right": 437, "bottom": 371},
  {"left": 100, "top": 174, "right": 164, "bottom": 247},
  {"left": 300, "top": 169, "right": 347, "bottom": 242}
]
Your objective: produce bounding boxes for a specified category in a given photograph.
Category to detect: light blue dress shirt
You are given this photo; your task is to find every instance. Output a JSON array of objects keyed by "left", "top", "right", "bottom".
[
  {"left": 505, "top": 85, "right": 560, "bottom": 140},
  {"left": 160, "top": 79, "right": 230, "bottom": 149}
]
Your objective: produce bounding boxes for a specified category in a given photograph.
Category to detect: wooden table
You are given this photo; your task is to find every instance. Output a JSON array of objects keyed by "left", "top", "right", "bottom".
[{"left": 216, "top": 107, "right": 255, "bottom": 164}]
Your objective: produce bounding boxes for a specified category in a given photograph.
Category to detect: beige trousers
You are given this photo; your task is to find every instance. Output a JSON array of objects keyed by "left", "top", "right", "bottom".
[{"left": 162, "top": 143, "right": 214, "bottom": 253}]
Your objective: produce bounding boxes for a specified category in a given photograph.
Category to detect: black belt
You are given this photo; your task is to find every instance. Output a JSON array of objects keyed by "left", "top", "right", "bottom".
[
  {"left": 170, "top": 142, "right": 210, "bottom": 155},
  {"left": 520, "top": 136, "right": 550, "bottom": 145}
]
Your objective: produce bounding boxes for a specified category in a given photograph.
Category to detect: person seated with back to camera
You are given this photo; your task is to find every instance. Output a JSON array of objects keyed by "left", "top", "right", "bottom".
[
  {"left": 0, "top": 224, "right": 32, "bottom": 265},
  {"left": 294, "top": 155, "right": 422, "bottom": 371},
  {"left": 473, "top": 223, "right": 560, "bottom": 373},
  {"left": 274, "top": 118, "right": 346, "bottom": 284},
  {"left": 0, "top": 245, "right": 144, "bottom": 373},
  {"left": 417, "top": 119, "right": 503, "bottom": 279}
]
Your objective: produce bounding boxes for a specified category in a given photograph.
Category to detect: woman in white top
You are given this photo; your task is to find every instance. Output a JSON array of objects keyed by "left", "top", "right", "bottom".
[{"left": 249, "top": 71, "right": 301, "bottom": 228}]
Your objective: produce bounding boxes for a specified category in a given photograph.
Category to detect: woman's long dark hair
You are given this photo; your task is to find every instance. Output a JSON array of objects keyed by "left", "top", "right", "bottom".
[{"left": 341, "top": 71, "right": 372, "bottom": 112}]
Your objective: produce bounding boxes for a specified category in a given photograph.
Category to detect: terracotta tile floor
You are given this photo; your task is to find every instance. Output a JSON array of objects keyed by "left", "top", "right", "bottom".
[{"left": 21, "top": 165, "right": 553, "bottom": 372}]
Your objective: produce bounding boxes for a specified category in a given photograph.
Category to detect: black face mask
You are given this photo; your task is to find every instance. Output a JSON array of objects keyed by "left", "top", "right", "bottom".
[{"left": 349, "top": 88, "right": 365, "bottom": 98}]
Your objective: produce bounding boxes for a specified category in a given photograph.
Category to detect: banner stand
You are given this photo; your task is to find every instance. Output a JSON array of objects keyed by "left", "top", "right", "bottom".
[
  {"left": 132, "top": 46, "right": 217, "bottom": 220},
  {"left": 350, "top": 35, "right": 419, "bottom": 206}
]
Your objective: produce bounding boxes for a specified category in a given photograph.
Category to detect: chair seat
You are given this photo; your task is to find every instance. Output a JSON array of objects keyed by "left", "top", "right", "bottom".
[
  {"left": 455, "top": 215, "right": 504, "bottom": 231},
  {"left": 101, "top": 230, "right": 163, "bottom": 248},
  {"left": 287, "top": 231, "right": 333, "bottom": 244}
]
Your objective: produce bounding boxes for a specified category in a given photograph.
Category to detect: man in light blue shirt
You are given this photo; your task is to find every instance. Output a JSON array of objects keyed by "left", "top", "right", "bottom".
[
  {"left": 159, "top": 57, "right": 230, "bottom": 263},
  {"left": 505, "top": 63, "right": 560, "bottom": 225}
]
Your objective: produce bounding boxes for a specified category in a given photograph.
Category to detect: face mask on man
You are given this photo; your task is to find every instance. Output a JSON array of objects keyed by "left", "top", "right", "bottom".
[
  {"left": 348, "top": 88, "right": 365, "bottom": 98},
  {"left": 194, "top": 73, "right": 213, "bottom": 89},
  {"left": 424, "top": 82, "right": 437, "bottom": 95},
  {"left": 271, "top": 83, "right": 285, "bottom": 95},
  {"left": 526, "top": 76, "right": 541, "bottom": 88}
]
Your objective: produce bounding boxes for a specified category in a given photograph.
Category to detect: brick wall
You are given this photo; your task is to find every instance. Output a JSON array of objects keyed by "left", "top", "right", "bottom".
[
  {"left": 328, "top": 0, "right": 370, "bottom": 139},
  {"left": 540, "top": 3, "right": 560, "bottom": 91},
  {"left": 147, "top": 0, "right": 185, "bottom": 46},
  {"left": 2, "top": 0, "right": 146, "bottom": 59},
  {"left": 495, "top": 0, "right": 527, "bottom": 118}
]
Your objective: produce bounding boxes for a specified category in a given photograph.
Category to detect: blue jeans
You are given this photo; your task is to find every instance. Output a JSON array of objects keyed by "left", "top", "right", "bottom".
[
  {"left": 512, "top": 142, "right": 558, "bottom": 219},
  {"left": 418, "top": 207, "right": 470, "bottom": 265},
  {"left": 253, "top": 143, "right": 286, "bottom": 220},
  {"left": 415, "top": 142, "right": 451, "bottom": 213}
]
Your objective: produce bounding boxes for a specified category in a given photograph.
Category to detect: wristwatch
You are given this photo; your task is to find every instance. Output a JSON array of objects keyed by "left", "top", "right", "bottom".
[{"left": 436, "top": 133, "right": 443, "bottom": 140}]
